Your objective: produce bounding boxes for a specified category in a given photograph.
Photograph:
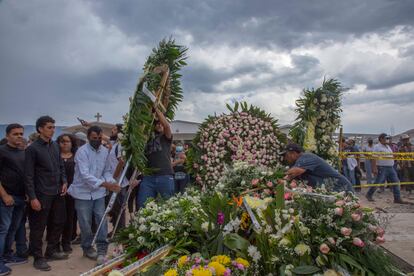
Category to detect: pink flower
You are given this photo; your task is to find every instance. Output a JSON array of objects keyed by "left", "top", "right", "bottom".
[
  {"left": 327, "top": 237, "right": 336, "bottom": 245},
  {"left": 290, "top": 181, "right": 297, "bottom": 188},
  {"left": 351, "top": 213, "right": 361, "bottom": 222},
  {"left": 224, "top": 268, "right": 232, "bottom": 276},
  {"left": 334, "top": 207, "right": 343, "bottom": 216},
  {"left": 340, "top": 227, "right": 352, "bottom": 236},
  {"left": 376, "top": 227, "right": 385, "bottom": 237},
  {"left": 352, "top": 237, "right": 365, "bottom": 247},
  {"left": 319, "top": 243, "right": 330, "bottom": 254},
  {"left": 251, "top": 179, "right": 259, "bottom": 186},
  {"left": 217, "top": 212, "right": 225, "bottom": 225},
  {"left": 266, "top": 181, "right": 273, "bottom": 188},
  {"left": 335, "top": 200, "right": 345, "bottom": 207},
  {"left": 306, "top": 186, "right": 313, "bottom": 193},
  {"left": 264, "top": 189, "right": 272, "bottom": 195},
  {"left": 375, "top": 236, "right": 385, "bottom": 244}
]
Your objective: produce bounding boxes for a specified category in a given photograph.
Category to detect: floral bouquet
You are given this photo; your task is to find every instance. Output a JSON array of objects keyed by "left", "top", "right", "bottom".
[
  {"left": 289, "top": 79, "right": 343, "bottom": 165},
  {"left": 187, "top": 101, "right": 286, "bottom": 187},
  {"left": 163, "top": 254, "right": 251, "bottom": 276}
]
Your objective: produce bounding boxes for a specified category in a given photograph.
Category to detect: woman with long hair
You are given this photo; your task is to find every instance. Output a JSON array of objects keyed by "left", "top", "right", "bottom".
[{"left": 50, "top": 134, "right": 78, "bottom": 253}]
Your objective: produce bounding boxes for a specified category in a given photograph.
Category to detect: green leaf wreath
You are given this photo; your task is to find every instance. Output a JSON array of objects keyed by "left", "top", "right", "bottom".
[
  {"left": 289, "top": 78, "right": 344, "bottom": 165},
  {"left": 121, "top": 38, "right": 188, "bottom": 172}
]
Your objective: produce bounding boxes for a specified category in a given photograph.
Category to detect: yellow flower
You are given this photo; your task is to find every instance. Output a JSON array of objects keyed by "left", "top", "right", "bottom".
[
  {"left": 208, "top": 261, "right": 226, "bottom": 276},
  {"left": 211, "top": 255, "right": 231, "bottom": 266},
  {"left": 235, "top": 257, "right": 250, "bottom": 268},
  {"left": 192, "top": 267, "right": 213, "bottom": 276},
  {"left": 164, "top": 269, "right": 178, "bottom": 276},
  {"left": 108, "top": 271, "right": 124, "bottom": 276},
  {"left": 324, "top": 269, "right": 341, "bottom": 276},
  {"left": 294, "top": 243, "right": 311, "bottom": 256},
  {"left": 178, "top": 255, "right": 189, "bottom": 268}
]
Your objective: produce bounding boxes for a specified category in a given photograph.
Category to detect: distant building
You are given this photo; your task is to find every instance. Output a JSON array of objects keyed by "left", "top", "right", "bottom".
[{"left": 62, "top": 120, "right": 201, "bottom": 143}]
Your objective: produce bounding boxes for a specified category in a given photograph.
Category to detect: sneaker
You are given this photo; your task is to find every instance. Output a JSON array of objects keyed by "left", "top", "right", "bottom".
[
  {"left": 16, "top": 250, "right": 30, "bottom": 259},
  {"left": 62, "top": 244, "right": 73, "bottom": 254},
  {"left": 83, "top": 248, "right": 98, "bottom": 260},
  {"left": 365, "top": 194, "right": 375, "bottom": 202},
  {"left": 33, "top": 258, "right": 51, "bottom": 271},
  {"left": 3, "top": 255, "right": 28, "bottom": 266},
  {"left": 0, "top": 263, "right": 11, "bottom": 276},
  {"left": 96, "top": 255, "right": 106, "bottom": 266},
  {"left": 45, "top": 251, "right": 69, "bottom": 261}
]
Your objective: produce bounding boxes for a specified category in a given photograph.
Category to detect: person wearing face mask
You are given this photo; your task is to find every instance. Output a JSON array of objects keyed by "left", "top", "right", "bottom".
[{"left": 68, "top": 126, "right": 120, "bottom": 266}]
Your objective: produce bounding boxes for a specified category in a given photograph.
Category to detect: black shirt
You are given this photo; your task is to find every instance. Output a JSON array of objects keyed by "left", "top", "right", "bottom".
[
  {"left": 25, "top": 138, "right": 67, "bottom": 199},
  {"left": 63, "top": 155, "right": 75, "bottom": 186},
  {"left": 145, "top": 133, "right": 173, "bottom": 175},
  {"left": 0, "top": 144, "right": 26, "bottom": 196}
]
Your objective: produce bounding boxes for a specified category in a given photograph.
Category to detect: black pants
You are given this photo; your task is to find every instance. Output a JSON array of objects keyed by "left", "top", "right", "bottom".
[
  {"left": 61, "top": 194, "right": 76, "bottom": 247},
  {"left": 29, "top": 194, "right": 66, "bottom": 259},
  {"left": 108, "top": 187, "right": 127, "bottom": 231}
]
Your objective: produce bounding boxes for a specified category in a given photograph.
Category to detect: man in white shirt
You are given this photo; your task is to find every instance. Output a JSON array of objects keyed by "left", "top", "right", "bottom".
[
  {"left": 366, "top": 133, "right": 405, "bottom": 203},
  {"left": 68, "top": 126, "right": 120, "bottom": 265}
]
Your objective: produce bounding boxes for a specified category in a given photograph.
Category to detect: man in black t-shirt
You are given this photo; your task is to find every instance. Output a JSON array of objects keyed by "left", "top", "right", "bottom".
[
  {"left": 136, "top": 108, "right": 175, "bottom": 208},
  {"left": 0, "top": 124, "right": 28, "bottom": 275}
]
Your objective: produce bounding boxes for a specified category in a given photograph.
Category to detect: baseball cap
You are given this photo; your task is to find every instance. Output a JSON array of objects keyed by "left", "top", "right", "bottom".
[
  {"left": 378, "top": 133, "right": 388, "bottom": 140},
  {"left": 280, "top": 143, "right": 303, "bottom": 155},
  {"left": 401, "top": 134, "right": 410, "bottom": 140}
]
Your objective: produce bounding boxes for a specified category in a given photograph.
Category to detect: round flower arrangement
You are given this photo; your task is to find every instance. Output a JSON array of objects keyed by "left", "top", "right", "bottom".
[{"left": 187, "top": 102, "right": 286, "bottom": 188}]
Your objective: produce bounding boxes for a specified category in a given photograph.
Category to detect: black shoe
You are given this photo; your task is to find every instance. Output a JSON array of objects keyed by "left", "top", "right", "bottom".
[
  {"left": 33, "top": 258, "right": 51, "bottom": 271},
  {"left": 45, "top": 251, "right": 69, "bottom": 261},
  {"left": 365, "top": 194, "right": 375, "bottom": 202},
  {"left": 62, "top": 244, "right": 73, "bottom": 254},
  {"left": 83, "top": 248, "right": 98, "bottom": 260},
  {"left": 394, "top": 199, "right": 408, "bottom": 204}
]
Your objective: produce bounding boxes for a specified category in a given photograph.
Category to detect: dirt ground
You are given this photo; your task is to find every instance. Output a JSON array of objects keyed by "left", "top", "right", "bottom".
[{"left": 9, "top": 188, "right": 414, "bottom": 276}]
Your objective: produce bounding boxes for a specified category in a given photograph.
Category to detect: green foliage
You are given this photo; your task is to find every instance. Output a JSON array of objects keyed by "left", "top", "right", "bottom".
[{"left": 122, "top": 38, "right": 187, "bottom": 171}]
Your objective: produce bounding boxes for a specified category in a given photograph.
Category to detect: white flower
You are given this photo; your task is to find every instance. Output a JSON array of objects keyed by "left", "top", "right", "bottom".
[
  {"left": 248, "top": 245, "right": 262, "bottom": 263},
  {"left": 294, "top": 243, "right": 311, "bottom": 256},
  {"left": 201, "top": 222, "right": 209, "bottom": 232},
  {"left": 138, "top": 224, "right": 147, "bottom": 232},
  {"left": 128, "top": 233, "right": 134, "bottom": 239}
]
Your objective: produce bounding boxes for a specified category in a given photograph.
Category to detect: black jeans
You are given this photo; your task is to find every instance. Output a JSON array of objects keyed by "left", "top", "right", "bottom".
[{"left": 29, "top": 194, "right": 66, "bottom": 259}]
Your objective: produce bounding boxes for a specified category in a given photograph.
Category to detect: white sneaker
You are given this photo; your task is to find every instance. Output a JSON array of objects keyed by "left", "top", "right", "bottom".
[{"left": 96, "top": 255, "right": 106, "bottom": 266}]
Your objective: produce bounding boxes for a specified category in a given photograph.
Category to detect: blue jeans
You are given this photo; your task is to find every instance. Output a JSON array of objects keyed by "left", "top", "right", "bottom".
[
  {"left": 15, "top": 207, "right": 28, "bottom": 255},
  {"left": 137, "top": 175, "right": 175, "bottom": 209},
  {"left": 75, "top": 197, "right": 108, "bottom": 255},
  {"left": 0, "top": 196, "right": 26, "bottom": 258},
  {"left": 343, "top": 166, "right": 356, "bottom": 185},
  {"left": 367, "top": 166, "right": 401, "bottom": 200},
  {"left": 365, "top": 160, "right": 373, "bottom": 184}
]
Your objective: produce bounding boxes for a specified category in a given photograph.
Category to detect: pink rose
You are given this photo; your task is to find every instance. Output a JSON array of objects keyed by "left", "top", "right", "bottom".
[
  {"left": 290, "top": 181, "right": 297, "bottom": 188},
  {"left": 341, "top": 227, "right": 352, "bottom": 236},
  {"left": 264, "top": 189, "right": 272, "bottom": 195},
  {"left": 319, "top": 243, "right": 330, "bottom": 254},
  {"left": 352, "top": 237, "right": 365, "bottom": 247},
  {"left": 335, "top": 200, "right": 345, "bottom": 207},
  {"left": 251, "top": 179, "right": 259, "bottom": 186},
  {"left": 351, "top": 213, "right": 361, "bottom": 222},
  {"left": 266, "top": 181, "right": 273, "bottom": 188},
  {"left": 334, "top": 207, "right": 343, "bottom": 216},
  {"left": 327, "top": 237, "right": 336, "bottom": 245},
  {"left": 368, "top": 224, "right": 377, "bottom": 232},
  {"left": 375, "top": 236, "right": 385, "bottom": 244}
]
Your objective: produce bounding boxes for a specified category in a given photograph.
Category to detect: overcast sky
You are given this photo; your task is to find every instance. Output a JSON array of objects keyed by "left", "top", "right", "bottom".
[{"left": 1, "top": 0, "right": 414, "bottom": 134}]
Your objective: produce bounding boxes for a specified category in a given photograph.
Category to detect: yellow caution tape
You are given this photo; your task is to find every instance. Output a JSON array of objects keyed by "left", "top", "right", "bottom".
[
  {"left": 353, "top": 181, "right": 414, "bottom": 188},
  {"left": 339, "top": 152, "right": 414, "bottom": 161}
]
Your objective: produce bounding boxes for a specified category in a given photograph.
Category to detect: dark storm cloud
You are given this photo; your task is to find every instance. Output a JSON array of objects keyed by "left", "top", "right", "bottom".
[{"left": 1, "top": 0, "right": 414, "bottom": 133}]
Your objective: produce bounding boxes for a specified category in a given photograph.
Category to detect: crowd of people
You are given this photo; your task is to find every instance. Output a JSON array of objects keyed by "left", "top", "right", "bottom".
[
  {"left": 341, "top": 133, "right": 413, "bottom": 203},
  {"left": 0, "top": 110, "right": 190, "bottom": 274}
]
